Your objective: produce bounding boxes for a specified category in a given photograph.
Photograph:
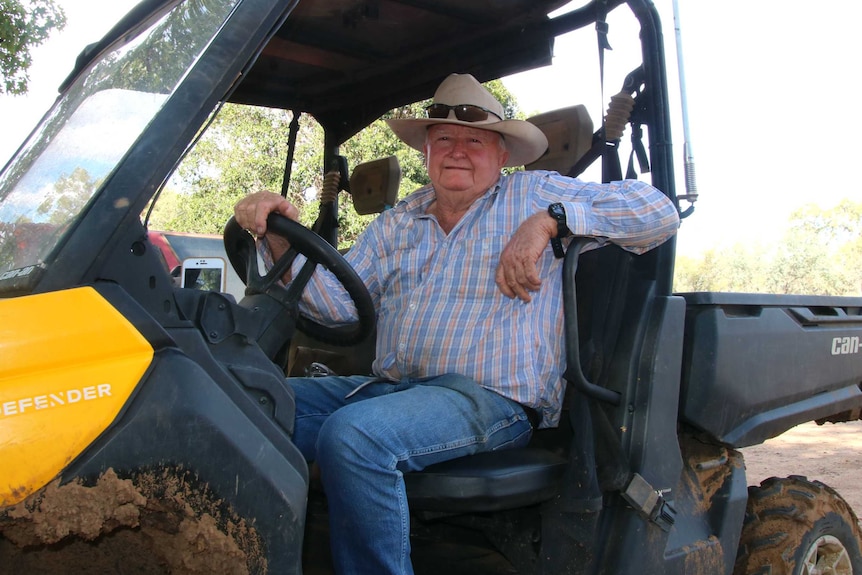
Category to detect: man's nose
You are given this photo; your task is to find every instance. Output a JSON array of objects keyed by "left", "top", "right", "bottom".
[{"left": 448, "top": 139, "right": 467, "bottom": 156}]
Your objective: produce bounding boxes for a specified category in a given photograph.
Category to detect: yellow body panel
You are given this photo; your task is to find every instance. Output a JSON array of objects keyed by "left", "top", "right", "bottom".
[{"left": 0, "top": 287, "right": 154, "bottom": 506}]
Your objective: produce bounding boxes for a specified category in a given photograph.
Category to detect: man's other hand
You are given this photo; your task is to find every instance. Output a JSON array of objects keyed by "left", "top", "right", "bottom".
[{"left": 495, "top": 212, "right": 557, "bottom": 303}]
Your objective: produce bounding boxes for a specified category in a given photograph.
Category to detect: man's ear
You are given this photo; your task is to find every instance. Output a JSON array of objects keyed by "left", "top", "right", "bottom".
[
  {"left": 498, "top": 148, "right": 510, "bottom": 169},
  {"left": 498, "top": 134, "right": 510, "bottom": 168}
]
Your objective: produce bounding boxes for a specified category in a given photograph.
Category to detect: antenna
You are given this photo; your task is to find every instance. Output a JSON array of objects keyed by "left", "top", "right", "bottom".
[{"left": 672, "top": 0, "right": 698, "bottom": 214}]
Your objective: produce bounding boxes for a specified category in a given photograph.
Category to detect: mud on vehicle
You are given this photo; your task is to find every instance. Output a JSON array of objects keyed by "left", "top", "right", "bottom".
[{"left": 1, "top": 0, "right": 862, "bottom": 574}]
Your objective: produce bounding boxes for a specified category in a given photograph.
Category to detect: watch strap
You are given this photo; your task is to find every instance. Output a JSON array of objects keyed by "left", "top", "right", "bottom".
[{"left": 548, "top": 202, "right": 568, "bottom": 258}]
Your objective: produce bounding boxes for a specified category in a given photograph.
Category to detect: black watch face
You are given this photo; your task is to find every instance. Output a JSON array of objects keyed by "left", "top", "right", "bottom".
[{"left": 549, "top": 204, "right": 566, "bottom": 236}]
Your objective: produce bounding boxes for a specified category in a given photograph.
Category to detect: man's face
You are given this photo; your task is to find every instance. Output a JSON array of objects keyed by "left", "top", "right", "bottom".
[{"left": 424, "top": 124, "right": 509, "bottom": 199}]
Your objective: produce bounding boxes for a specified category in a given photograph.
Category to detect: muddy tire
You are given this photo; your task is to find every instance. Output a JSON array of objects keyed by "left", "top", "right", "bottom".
[{"left": 734, "top": 475, "right": 862, "bottom": 575}]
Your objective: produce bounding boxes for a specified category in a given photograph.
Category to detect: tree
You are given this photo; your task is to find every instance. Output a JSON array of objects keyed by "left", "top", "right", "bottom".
[
  {"left": 781, "top": 199, "right": 862, "bottom": 295},
  {"left": 788, "top": 199, "right": 862, "bottom": 242},
  {"left": 0, "top": 166, "right": 98, "bottom": 270},
  {"left": 90, "top": 0, "right": 235, "bottom": 95},
  {"left": 37, "top": 166, "right": 99, "bottom": 224},
  {"left": 151, "top": 104, "right": 339, "bottom": 237},
  {"left": 673, "top": 244, "right": 766, "bottom": 293},
  {"left": 763, "top": 234, "right": 848, "bottom": 295},
  {"left": 674, "top": 199, "right": 862, "bottom": 296},
  {"left": 155, "top": 105, "right": 302, "bottom": 234},
  {"left": 0, "top": 0, "right": 66, "bottom": 95}
]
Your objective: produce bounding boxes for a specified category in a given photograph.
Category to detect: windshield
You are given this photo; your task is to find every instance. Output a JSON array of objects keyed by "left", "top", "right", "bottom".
[{"left": 0, "top": 0, "right": 238, "bottom": 281}]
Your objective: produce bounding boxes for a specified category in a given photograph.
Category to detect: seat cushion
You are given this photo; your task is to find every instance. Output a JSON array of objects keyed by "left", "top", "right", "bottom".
[{"left": 405, "top": 448, "right": 567, "bottom": 513}]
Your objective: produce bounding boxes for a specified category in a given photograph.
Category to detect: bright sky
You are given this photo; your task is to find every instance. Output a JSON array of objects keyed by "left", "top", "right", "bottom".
[{"left": 1, "top": 0, "right": 860, "bottom": 258}]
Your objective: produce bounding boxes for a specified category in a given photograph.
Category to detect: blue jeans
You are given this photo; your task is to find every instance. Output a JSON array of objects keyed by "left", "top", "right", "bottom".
[{"left": 289, "top": 373, "right": 533, "bottom": 575}]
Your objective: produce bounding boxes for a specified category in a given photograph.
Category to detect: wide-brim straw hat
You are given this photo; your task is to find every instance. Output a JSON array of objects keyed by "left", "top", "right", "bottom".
[{"left": 385, "top": 73, "right": 548, "bottom": 167}]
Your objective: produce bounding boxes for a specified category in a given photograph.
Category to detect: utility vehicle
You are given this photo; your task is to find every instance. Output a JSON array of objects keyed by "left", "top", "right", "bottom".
[{"left": 2, "top": 0, "right": 861, "bottom": 573}]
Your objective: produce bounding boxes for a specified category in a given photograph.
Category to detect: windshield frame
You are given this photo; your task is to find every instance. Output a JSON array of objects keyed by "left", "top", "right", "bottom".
[{"left": 0, "top": 0, "right": 293, "bottom": 297}]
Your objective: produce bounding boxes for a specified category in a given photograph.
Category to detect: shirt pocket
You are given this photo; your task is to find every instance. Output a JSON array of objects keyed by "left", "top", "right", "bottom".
[
  {"left": 378, "top": 223, "right": 428, "bottom": 309},
  {"left": 446, "top": 235, "right": 509, "bottom": 302}
]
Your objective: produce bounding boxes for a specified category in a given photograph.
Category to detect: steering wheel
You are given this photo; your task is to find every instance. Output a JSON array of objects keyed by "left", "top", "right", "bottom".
[{"left": 223, "top": 213, "right": 375, "bottom": 348}]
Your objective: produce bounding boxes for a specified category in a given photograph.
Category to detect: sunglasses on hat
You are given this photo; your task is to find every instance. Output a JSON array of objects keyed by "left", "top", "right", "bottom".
[{"left": 425, "top": 103, "right": 503, "bottom": 122}]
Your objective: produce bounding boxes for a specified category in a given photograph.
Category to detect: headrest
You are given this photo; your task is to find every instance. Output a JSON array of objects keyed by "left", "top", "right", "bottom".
[
  {"left": 349, "top": 156, "right": 401, "bottom": 215},
  {"left": 524, "top": 105, "right": 593, "bottom": 173}
]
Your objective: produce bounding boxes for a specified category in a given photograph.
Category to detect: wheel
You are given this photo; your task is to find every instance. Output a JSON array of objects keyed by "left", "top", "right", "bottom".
[
  {"left": 223, "top": 213, "right": 375, "bottom": 347},
  {"left": 734, "top": 475, "right": 862, "bottom": 575}
]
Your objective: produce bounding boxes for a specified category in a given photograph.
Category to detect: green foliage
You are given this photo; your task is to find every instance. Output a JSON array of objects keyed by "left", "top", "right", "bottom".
[
  {"left": 152, "top": 105, "right": 312, "bottom": 234},
  {"left": 674, "top": 199, "right": 862, "bottom": 296},
  {"left": 0, "top": 166, "right": 99, "bottom": 271},
  {"left": 37, "top": 166, "right": 99, "bottom": 224},
  {"left": 149, "top": 101, "right": 400, "bottom": 247},
  {"left": 0, "top": 0, "right": 66, "bottom": 95},
  {"left": 484, "top": 79, "right": 528, "bottom": 121},
  {"left": 77, "top": 0, "right": 234, "bottom": 96},
  {"left": 789, "top": 199, "right": 862, "bottom": 242},
  {"left": 674, "top": 246, "right": 764, "bottom": 293}
]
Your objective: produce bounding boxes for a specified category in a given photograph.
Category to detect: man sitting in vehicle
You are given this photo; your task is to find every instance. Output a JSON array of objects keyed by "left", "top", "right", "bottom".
[{"left": 233, "top": 73, "right": 680, "bottom": 575}]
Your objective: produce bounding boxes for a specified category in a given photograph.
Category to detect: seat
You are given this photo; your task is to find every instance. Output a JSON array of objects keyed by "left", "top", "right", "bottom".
[
  {"left": 405, "top": 449, "right": 567, "bottom": 513},
  {"left": 524, "top": 104, "right": 594, "bottom": 173}
]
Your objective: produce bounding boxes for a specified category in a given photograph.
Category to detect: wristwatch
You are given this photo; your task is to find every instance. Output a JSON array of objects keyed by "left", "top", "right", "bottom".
[{"left": 547, "top": 202, "right": 569, "bottom": 258}]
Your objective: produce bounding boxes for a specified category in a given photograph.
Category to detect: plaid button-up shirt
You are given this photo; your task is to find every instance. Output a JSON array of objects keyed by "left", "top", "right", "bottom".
[{"left": 294, "top": 170, "right": 679, "bottom": 427}]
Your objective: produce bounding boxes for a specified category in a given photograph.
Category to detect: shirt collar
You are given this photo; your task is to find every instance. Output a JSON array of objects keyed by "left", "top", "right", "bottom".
[{"left": 396, "top": 175, "right": 505, "bottom": 218}]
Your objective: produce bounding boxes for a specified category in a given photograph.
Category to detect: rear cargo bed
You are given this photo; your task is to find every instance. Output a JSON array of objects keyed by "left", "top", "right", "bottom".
[{"left": 678, "top": 292, "right": 862, "bottom": 447}]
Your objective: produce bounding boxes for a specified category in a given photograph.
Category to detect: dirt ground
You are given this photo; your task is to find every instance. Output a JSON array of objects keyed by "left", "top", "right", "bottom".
[{"left": 740, "top": 419, "right": 862, "bottom": 519}]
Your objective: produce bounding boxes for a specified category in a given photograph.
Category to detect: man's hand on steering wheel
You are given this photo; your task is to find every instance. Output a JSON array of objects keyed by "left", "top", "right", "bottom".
[
  {"left": 225, "top": 191, "right": 376, "bottom": 350},
  {"left": 235, "top": 191, "right": 298, "bottom": 236},
  {"left": 234, "top": 191, "right": 297, "bottom": 267}
]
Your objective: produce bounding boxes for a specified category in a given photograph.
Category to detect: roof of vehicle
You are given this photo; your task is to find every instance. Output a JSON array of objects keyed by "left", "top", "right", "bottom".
[{"left": 66, "top": 0, "right": 627, "bottom": 144}]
